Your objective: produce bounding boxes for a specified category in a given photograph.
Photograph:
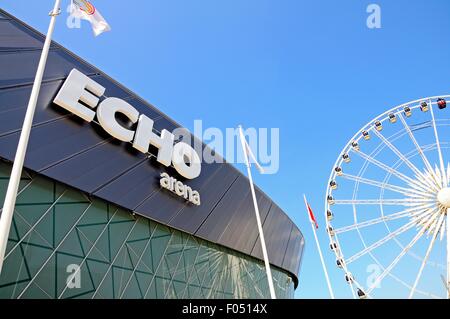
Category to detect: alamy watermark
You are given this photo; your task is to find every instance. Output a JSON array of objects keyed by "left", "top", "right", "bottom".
[
  {"left": 66, "top": 4, "right": 82, "bottom": 30},
  {"left": 366, "top": 263, "right": 382, "bottom": 290},
  {"left": 367, "top": 4, "right": 382, "bottom": 29},
  {"left": 66, "top": 264, "right": 81, "bottom": 289},
  {"left": 172, "top": 120, "right": 280, "bottom": 174}
]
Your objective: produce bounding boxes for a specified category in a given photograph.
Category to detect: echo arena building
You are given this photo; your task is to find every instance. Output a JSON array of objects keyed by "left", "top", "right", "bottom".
[{"left": 0, "top": 9, "right": 304, "bottom": 299}]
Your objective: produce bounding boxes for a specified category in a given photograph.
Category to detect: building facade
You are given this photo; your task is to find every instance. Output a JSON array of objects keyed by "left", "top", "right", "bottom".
[{"left": 0, "top": 9, "right": 304, "bottom": 299}]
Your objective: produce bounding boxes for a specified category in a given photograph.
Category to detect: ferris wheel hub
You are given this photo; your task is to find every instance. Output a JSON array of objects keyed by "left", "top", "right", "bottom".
[{"left": 437, "top": 187, "right": 450, "bottom": 208}]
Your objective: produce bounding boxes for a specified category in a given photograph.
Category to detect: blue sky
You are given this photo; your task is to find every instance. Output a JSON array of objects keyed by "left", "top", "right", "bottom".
[{"left": 2, "top": 0, "right": 450, "bottom": 298}]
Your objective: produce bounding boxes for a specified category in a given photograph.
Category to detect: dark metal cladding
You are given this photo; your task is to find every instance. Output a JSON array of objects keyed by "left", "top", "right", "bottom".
[
  {"left": 251, "top": 204, "right": 295, "bottom": 266},
  {"left": 167, "top": 164, "right": 240, "bottom": 234},
  {"left": 0, "top": 50, "right": 95, "bottom": 88},
  {"left": 283, "top": 227, "right": 306, "bottom": 276},
  {"left": 0, "top": 9, "right": 304, "bottom": 287},
  {"left": 216, "top": 188, "right": 272, "bottom": 256}
]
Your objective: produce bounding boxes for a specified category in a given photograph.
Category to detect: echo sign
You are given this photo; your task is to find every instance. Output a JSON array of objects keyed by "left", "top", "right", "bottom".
[{"left": 53, "top": 69, "right": 201, "bottom": 205}]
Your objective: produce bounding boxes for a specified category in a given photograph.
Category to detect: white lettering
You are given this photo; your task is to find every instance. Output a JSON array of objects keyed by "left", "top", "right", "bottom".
[
  {"left": 160, "top": 173, "right": 200, "bottom": 206},
  {"left": 53, "top": 69, "right": 202, "bottom": 181},
  {"left": 172, "top": 142, "right": 201, "bottom": 180},
  {"left": 133, "top": 114, "right": 174, "bottom": 167},
  {"left": 53, "top": 69, "right": 105, "bottom": 122},
  {"left": 182, "top": 304, "right": 216, "bottom": 317},
  {"left": 97, "top": 97, "right": 139, "bottom": 142}
]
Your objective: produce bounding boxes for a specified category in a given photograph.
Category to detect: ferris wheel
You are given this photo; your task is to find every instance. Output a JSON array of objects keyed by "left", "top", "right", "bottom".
[{"left": 325, "top": 95, "right": 450, "bottom": 299}]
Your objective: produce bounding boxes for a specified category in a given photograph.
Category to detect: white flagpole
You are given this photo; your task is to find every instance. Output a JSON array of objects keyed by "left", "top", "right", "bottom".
[
  {"left": 303, "top": 194, "right": 335, "bottom": 299},
  {"left": 0, "top": 0, "right": 62, "bottom": 275},
  {"left": 238, "top": 125, "right": 276, "bottom": 299}
]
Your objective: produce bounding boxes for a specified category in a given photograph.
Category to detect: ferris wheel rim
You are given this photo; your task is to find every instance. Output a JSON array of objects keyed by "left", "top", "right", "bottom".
[
  {"left": 324, "top": 95, "right": 450, "bottom": 299},
  {"left": 331, "top": 142, "right": 450, "bottom": 298}
]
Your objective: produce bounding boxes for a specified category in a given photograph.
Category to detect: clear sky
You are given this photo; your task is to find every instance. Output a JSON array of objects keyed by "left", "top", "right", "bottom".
[{"left": 2, "top": 0, "right": 450, "bottom": 298}]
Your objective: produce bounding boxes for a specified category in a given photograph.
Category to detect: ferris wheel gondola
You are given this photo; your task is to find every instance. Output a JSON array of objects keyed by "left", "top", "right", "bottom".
[{"left": 325, "top": 96, "right": 450, "bottom": 299}]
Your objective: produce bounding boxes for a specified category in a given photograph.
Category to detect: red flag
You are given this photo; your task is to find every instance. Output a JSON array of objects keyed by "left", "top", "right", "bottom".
[{"left": 306, "top": 202, "right": 319, "bottom": 229}]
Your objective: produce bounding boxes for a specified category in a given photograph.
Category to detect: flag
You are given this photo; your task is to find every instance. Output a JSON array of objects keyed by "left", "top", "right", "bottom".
[
  {"left": 305, "top": 198, "right": 319, "bottom": 229},
  {"left": 239, "top": 126, "right": 265, "bottom": 174},
  {"left": 71, "top": 0, "right": 111, "bottom": 36}
]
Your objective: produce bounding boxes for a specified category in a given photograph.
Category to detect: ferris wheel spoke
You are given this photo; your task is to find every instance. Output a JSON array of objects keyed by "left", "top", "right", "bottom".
[
  {"left": 440, "top": 218, "right": 446, "bottom": 241},
  {"left": 327, "top": 96, "right": 450, "bottom": 299},
  {"left": 372, "top": 129, "right": 433, "bottom": 189},
  {"left": 410, "top": 206, "right": 441, "bottom": 229},
  {"left": 335, "top": 204, "right": 435, "bottom": 235},
  {"left": 447, "top": 163, "right": 450, "bottom": 186},
  {"left": 341, "top": 174, "right": 434, "bottom": 198},
  {"left": 345, "top": 209, "right": 440, "bottom": 264},
  {"left": 429, "top": 102, "right": 447, "bottom": 187},
  {"left": 398, "top": 114, "right": 441, "bottom": 187},
  {"left": 333, "top": 198, "right": 434, "bottom": 206},
  {"left": 355, "top": 150, "right": 430, "bottom": 192},
  {"left": 366, "top": 211, "right": 440, "bottom": 295},
  {"left": 424, "top": 208, "right": 444, "bottom": 235},
  {"left": 345, "top": 211, "right": 440, "bottom": 265},
  {"left": 409, "top": 213, "right": 446, "bottom": 299}
]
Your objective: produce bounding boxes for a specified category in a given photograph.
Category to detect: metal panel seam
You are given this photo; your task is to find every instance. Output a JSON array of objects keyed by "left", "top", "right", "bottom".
[
  {"left": 193, "top": 175, "right": 240, "bottom": 235},
  {"left": 38, "top": 137, "right": 114, "bottom": 173}
]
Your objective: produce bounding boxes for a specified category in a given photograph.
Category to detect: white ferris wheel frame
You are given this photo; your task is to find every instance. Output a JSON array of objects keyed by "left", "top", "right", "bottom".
[{"left": 324, "top": 95, "right": 450, "bottom": 299}]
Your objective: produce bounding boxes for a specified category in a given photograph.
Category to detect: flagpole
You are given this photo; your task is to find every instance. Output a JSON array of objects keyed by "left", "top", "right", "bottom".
[
  {"left": 303, "top": 194, "right": 335, "bottom": 299},
  {"left": 238, "top": 126, "right": 276, "bottom": 299},
  {"left": 0, "top": 0, "right": 61, "bottom": 275}
]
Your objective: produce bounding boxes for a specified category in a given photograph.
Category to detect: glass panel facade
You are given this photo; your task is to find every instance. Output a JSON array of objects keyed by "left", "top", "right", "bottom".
[{"left": 0, "top": 161, "right": 295, "bottom": 299}]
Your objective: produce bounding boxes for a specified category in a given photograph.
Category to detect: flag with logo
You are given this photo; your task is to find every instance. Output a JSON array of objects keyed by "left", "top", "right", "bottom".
[{"left": 71, "top": 0, "right": 111, "bottom": 36}]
